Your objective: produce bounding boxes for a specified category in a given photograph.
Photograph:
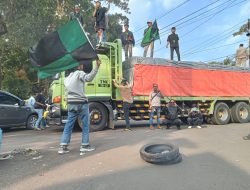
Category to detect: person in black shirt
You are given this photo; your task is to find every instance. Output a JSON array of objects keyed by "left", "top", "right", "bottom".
[
  {"left": 34, "top": 91, "right": 46, "bottom": 130},
  {"left": 93, "top": 0, "right": 111, "bottom": 46},
  {"left": 167, "top": 27, "right": 180, "bottom": 61},
  {"left": 69, "top": 5, "right": 84, "bottom": 26},
  {"left": 162, "top": 100, "right": 182, "bottom": 130},
  {"left": 120, "top": 24, "right": 135, "bottom": 60}
]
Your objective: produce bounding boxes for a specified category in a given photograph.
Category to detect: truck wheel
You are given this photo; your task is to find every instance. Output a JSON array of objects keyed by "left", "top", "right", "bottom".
[
  {"left": 231, "top": 102, "right": 250, "bottom": 123},
  {"left": 211, "top": 102, "right": 230, "bottom": 125},
  {"left": 78, "top": 102, "right": 108, "bottom": 132},
  {"left": 26, "top": 115, "right": 38, "bottom": 130}
]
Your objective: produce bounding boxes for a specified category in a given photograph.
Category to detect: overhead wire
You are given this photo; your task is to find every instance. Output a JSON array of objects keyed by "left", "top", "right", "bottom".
[
  {"left": 133, "top": 0, "right": 191, "bottom": 34},
  {"left": 135, "top": 0, "right": 223, "bottom": 45}
]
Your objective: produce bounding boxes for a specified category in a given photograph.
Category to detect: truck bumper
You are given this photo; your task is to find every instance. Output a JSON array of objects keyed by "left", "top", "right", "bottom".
[{"left": 48, "top": 104, "right": 67, "bottom": 126}]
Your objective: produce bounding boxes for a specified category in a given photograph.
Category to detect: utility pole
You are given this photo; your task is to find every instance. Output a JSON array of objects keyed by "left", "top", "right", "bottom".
[{"left": 247, "top": 19, "right": 250, "bottom": 66}]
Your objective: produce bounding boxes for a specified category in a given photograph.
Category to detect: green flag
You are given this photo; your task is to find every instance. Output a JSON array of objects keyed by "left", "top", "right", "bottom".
[
  {"left": 29, "top": 19, "right": 97, "bottom": 79},
  {"left": 141, "top": 20, "right": 160, "bottom": 47}
]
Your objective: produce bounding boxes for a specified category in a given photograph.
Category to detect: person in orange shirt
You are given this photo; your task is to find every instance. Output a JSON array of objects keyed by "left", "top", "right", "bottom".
[{"left": 113, "top": 79, "right": 133, "bottom": 131}]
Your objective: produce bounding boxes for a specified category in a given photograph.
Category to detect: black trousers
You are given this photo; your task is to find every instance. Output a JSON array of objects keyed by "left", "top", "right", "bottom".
[
  {"left": 123, "top": 102, "right": 132, "bottom": 128},
  {"left": 163, "top": 118, "right": 182, "bottom": 129},
  {"left": 170, "top": 47, "right": 181, "bottom": 61},
  {"left": 187, "top": 117, "right": 203, "bottom": 126}
]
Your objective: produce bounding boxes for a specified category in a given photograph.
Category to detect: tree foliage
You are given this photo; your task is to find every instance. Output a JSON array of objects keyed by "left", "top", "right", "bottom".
[
  {"left": 0, "top": 0, "right": 130, "bottom": 98},
  {"left": 233, "top": 20, "right": 250, "bottom": 36}
]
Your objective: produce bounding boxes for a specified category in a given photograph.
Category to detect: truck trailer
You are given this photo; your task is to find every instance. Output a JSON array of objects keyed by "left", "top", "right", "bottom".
[{"left": 48, "top": 39, "right": 250, "bottom": 131}]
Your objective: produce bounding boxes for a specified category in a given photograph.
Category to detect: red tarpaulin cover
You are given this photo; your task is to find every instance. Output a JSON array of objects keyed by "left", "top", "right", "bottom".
[{"left": 132, "top": 64, "right": 250, "bottom": 97}]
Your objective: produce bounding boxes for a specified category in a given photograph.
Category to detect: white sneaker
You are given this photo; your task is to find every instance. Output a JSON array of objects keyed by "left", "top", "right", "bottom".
[
  {"left": 197, "top": 126, "right": 202, "bottom": 129},
  {"left": 188, "top": 126, "right": 192, "bottom": 129}
]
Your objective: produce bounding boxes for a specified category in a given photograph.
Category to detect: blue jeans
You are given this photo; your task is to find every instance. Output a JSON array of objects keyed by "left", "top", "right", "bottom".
[
  {"left": 0, "top": 128, "right": 2, "bottom": 152},
  {"left": 41, "top": 118, "right": 47, "bottom": 128},
  {"left": 35, "top": 109, "right": 44, "bottom": 128},
  {"left": 96, "top": 30, "right": 106, "bottom": 44},
  {"left": 149, "top": 107, "right": 161, "bottom": 126},
  {"left": 60, "top": 103, "right": 90, "bottom": 146}
]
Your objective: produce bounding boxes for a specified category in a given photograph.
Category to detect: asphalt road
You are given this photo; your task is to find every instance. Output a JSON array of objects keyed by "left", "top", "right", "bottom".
[{"left": 0, "top": 122, "right": 250, "bottom": 190}]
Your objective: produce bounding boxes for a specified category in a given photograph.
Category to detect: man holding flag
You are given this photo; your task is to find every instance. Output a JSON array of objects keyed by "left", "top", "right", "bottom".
[
  {"left": 29, "top": 18, "right": 100, "bottom": 154},
  {"left": 141, "top": 20, "right": 160, "bottom": 58}
]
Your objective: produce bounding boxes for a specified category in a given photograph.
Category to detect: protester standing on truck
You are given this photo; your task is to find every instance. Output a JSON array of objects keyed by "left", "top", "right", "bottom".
[
  {"left": 162, "top": 100, "right": 182, "bottom": 130},
  {"left": 236, "top": 44, "right": 249, "bottom": 67},
  {"left": 149, "top": 84, "right": 164, "bottom": 130},
  {"left": 58, "top": 59, "right": 101, "bottom": 155},
  {"left": 121, "top": 24, "right": 135, "bottom": 60},
  {"left": 69, "top": 5, "right": 84, "bottom": 26},
  {"left": 113, "top": 79, "right": 133, "bottom": 131},
  {"left": 93, "top": 0, "right": 111, "bottom": 46},
  {"left": 187, "top": 104, "right": 203, "bottom": 129},
  {"left": 143, "top": 21, "right": 154, "bottom": 58},
  {"left": 167, "top": 27, "right": 181, "bottom": 61}
]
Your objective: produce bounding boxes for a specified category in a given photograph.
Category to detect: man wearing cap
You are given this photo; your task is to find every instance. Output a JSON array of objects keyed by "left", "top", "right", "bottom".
[
  {"left": 149, "top": 84, "right": 164, "bottom": 129},
  {"left": 113, "top": 79, "right": 133, "bottom": 131},
  {"left": 69, "top": 5, "right": 84, "bottom": 26},
  {"left": 58, "top": 59, "right": 101, "bottom": 155},
  {"left": 167, "top": 27, "right": 181, "bottom": 61},
  {"left": 121, "top": 24, "right": 135, "bottom": 60},
  {"left": 93, "top": 0, "right": 111, "bottom": 45},
  {"left": 143, "top": 21, "right": 154, "bottom": 58}
]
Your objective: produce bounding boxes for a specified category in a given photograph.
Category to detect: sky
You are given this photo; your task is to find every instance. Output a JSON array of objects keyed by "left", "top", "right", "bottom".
[{"left": 109, "top": 0, "right": 250, "bottom": 62}]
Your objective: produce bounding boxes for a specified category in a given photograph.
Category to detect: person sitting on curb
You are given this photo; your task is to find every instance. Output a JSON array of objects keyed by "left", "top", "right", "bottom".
[
  {"left": 187, "top": 104, "right": 203, "bottom": 129},
  {"left": 162, "top": 99, "right": 182, "bottom": 130}
]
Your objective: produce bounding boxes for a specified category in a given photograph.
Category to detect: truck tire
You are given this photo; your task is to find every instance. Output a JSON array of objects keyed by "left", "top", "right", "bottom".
[
  {"left": 140, "top": 143, "right": 182, "bottom": 164},
  {"left": 26, "top": 115, "right": 37, "bottom": 130},
  {"left": 231, "top": 102, "right": 250, "bottom": 123},
  {"left": 211, "top": 102, "right": 230, "bottom": 125},
  {"left": 78, "top": 102, "right": 108, "bottom": 132}
]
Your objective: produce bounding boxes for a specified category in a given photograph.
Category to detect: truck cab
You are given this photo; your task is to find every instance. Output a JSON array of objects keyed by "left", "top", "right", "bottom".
[{"left": 48, "top": 40, "right": 123, "bottom": 131}]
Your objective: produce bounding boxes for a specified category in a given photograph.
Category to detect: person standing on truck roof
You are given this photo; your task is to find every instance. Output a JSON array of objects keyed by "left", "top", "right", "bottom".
[
  {"left": 149, "top": 84, "right": 164, "bottom": 130},
  {"left": 162, "top": 99, "right": 182, "bottom": 130},
  {"left": 236, "top": 44, "right": 249, "bottom": 67},
  {"left": 143, "top": 21, "right": 154, "bottom": 58},
  {"left": 167, "top": 27, "right": 181, "bottom": 61},
  {"left": 93, "top": 0, "right": 111, "bottom": 46},
  {"left": 187, "top": 104, "right": 203, "bottom": 129},
  {"left": 113, "top": 79, "right": 133, "bottom": 131},
  {"left": 121, "top": 24, "right": 135, "bottom": 60},
  {"left": 69, "top": 5, "right": 84, "bottom": 26},
  {"left": 58, "top": 59, "right": 101, "bottom": 155}
]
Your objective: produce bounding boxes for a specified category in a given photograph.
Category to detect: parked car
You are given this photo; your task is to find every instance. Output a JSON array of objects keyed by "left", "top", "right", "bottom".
[{"left": 0, "top": 90, "right": 37, "bottom": 129}]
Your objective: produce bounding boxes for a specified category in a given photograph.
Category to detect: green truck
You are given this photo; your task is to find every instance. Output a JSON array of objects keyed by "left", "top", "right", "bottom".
[{"left": 48, "top": 39, "right": 250, "bottom": 131}]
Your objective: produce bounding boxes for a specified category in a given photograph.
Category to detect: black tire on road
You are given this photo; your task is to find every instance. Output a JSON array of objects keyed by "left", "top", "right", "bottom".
[
  {"left": 78, "top": 102, "right": 108, "bottom": 132},
  {"left": 231, "top": 102, "right": 250, "bottom": 123},
  {"left": 140, "top": 143, "right": 182, "bottom": 164},
  {"left": 211, "top": 102, "right": 230, "bottom": 125},
  {"left": 26, "top": 115, "right": 37, "bottom": 130}
]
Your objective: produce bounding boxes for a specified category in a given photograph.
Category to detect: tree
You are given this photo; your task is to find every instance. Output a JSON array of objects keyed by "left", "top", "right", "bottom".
[
  {"left": 0, "top": 0, "right": 130, "bottom": 96},
  {"left": 233, "top": 20, "right": 249, "bottom": 36}
]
